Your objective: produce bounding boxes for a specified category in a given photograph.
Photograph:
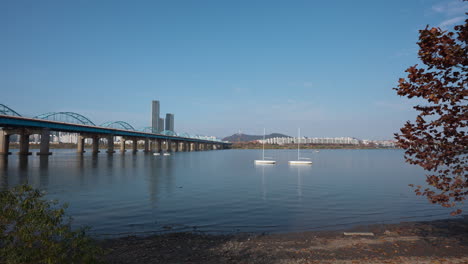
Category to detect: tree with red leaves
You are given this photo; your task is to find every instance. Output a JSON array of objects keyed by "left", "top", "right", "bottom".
[{"left": 394, "top": 13, "right": 467, "bottom": 215}]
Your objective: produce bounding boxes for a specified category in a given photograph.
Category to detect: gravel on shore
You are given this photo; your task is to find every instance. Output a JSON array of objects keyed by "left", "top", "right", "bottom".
[{"left": 101, "top": 217, "right": 468, "bottom": 264}]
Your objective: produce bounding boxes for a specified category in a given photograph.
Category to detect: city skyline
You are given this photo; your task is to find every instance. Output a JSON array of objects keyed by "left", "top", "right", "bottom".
[{"left": 2, "top": 0, "right": 467, "bottom": 139}]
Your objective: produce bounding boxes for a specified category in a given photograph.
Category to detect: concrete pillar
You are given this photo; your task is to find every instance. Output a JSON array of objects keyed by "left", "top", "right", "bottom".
[
  {"left": 0, "top": 130, "right": 11, "bottom": 155},
  {"left": 167, "top": 141, "right": 171, "bottom": 152},
  {"left": 144, "top": 138, "right": 150, "bottom": 152},
  {"left": 174, "top": 141, "right": 179, "bottom": 152},
  {"left": 77, "top": 135, "right": 85, "bottom": 154},
  {"left": 132, "top": 139, "right": 138, "bottom": 153},
  {"left": 18, "top": 132, "right": 31, "bottom": 155},
  {"left": 120, "top": 138, "right": 126, "bottom": 153},
  {"left": 92, "top": 135, "right": 100, "bottom": 154},
  {"left": 107, "top": 135, "right": 115, "bottom": 154},
  {"left": 37, "top": 128, "right": 52, "bottom": 156},
  {"left": 154, "top": 139, "right": 161, "bottom": 153},
  {"left": 149, "top": 140, "right": 155, "bottom": 153}
]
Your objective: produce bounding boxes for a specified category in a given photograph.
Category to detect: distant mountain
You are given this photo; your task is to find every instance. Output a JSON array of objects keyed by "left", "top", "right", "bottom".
[{"left": 222, "top": 133, "right": 291, "bottom": 142}]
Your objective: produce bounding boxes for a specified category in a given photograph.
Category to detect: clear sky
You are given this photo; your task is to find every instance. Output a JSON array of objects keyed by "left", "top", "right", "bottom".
[{"left": 1, "top": 0, "right": 467, "bottom": 139}]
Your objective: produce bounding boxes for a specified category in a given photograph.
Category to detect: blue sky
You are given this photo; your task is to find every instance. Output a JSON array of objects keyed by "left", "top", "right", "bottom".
[{"left": 1, "top": 0, "right": 467, "bottom": 139}]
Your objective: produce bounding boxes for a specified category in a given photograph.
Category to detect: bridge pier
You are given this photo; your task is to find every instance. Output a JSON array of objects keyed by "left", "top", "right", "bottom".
[
  {"left": 149, "top": 139, "right": 156, "bottom": 153},
  {"left": 132, "top": 139, "right": 138, "bottom": 153},
  {"left": 18, "top": 131, "right": 32, "bottom": 155},
  {"left": 106, "top": 135, "right": 115, "bottom": 154},
  {"left": 92, "top": 135, "right": 100, "bottom": 154},
  {"left": 120, "top": 138, "right": 126, "bottom": 153},
  {"left": 144, "top": 138, "right": 150, "bottom": 153},
  {"left": 77, "top": 135, "right": 85, "bottom": 154},
  {"left": 180, "top": 141, "right": 184, "bottom": 151},
  {"left": 156, "top": 139, "right": 167, "bottom": 152},
  {"left": 166, "top": 140, "right": 172, "bottom": 152},
  {"left": 37, "top": 128, "right": 52, "bottom": 156},
  {"left": 0, "top": 130, "right": 11, "bottom": 155}
]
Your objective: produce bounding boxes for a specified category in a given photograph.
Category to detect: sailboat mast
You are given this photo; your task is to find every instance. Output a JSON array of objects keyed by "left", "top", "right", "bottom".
[
  {"left": 263, "top": 128, "right": 265, "bottom": 160},
  {"left": 298, "top": 128, "right": 300, "bottom": 160}
]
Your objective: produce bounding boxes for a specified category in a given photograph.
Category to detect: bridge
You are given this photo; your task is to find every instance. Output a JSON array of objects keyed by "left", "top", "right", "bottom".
[{"left": 0, "top": 104, "right": 231, "bottom": 156}]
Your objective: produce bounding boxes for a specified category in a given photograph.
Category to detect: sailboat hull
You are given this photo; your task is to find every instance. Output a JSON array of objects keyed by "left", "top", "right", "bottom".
[
  {"left": 255, "top": 160, "right": 276, "bottom": 164},
  {"left": 288, "top": 160, "right": 312, "bottom": 165}
]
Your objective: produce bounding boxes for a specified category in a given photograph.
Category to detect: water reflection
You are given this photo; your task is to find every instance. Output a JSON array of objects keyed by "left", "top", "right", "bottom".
[
  {"left": 255, "top": 164, "right": 267, "bottom": 201},
  {"left": 0, "top": 149, "right": 464, "bottom": 235},
  {"left": 38, "top": 156, "right": 49, "bottom": 188},
  {"left": 18, "top": 156, "right": 29, "bottom": 185},
  {"left": 147, "top": 155, "right": 176, "bottom": 207},
  {"left": 0, "top": 157, "right": 8, "bottom": 189}
]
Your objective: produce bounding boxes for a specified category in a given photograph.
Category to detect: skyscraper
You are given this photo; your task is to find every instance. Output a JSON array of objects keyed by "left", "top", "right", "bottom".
[
  {"left": 158, "top": 118, "right": 164, "bottom": 132},
  {"left": 165, "top": 113, "right": 174, "bottom": 132},
  {"left": 151, "top": 100, "right": 160, "bottom": 133}
]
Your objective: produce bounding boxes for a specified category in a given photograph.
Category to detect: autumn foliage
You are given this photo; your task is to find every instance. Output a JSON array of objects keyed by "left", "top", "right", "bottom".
[{"left": 394, "top": 14, "right": 467, "bottom": 215}]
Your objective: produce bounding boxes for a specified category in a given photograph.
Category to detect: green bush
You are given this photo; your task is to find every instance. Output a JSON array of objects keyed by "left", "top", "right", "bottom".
[{"left": 0, "top": 185, "right": 103, "bottom": 264}]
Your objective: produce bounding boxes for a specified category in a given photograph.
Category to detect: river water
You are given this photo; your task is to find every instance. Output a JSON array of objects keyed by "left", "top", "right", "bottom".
[{"left": 0, "top": 149, "right": 464, "bottom": 236}]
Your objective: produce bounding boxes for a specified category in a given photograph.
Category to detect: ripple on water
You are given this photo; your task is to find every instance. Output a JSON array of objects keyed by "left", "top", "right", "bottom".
[{"left": 1, "top": 149, "right": 465, "bottom": 235}]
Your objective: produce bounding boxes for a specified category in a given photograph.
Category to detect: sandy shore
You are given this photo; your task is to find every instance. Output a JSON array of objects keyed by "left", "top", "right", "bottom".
[{"left": 101, "top": 216, "right": 468, "bottom": 264}]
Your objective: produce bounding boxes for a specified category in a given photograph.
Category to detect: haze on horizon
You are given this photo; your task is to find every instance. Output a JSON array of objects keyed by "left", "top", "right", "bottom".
[{"left": 1, "top": 0, "right": 467, "bottom": 140}]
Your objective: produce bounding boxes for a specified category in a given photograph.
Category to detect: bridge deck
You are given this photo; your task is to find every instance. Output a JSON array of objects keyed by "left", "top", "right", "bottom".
[{"left": 0, "top": 115, "right": 229, "bottom": 145}]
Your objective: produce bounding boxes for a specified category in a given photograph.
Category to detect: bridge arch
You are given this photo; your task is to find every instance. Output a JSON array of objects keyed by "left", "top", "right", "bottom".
[
  {"left": 178, "top": 132, "right": 191, "bottom": 138},
  {"left": 0, "top": 104, "right": 21, "bottom": 117},
  {"left": 161, "top": 130, "right": 177, "bottom": 136},
  {"left": 140, "top": 127, "right": 158, "bottom": 133},
  {"left": 34, "top": 112, "right": 96, "bottom": 126},
  {"left": 101, "top": 121, "right": 135, "bottom": 131}
]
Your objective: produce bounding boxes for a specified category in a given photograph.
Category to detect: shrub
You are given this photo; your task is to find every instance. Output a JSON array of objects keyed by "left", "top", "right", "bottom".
[{"left": 0, "top": 184, "right": 103, "bottom": 264}]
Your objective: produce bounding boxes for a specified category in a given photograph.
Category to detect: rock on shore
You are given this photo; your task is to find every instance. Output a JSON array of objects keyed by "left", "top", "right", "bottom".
[{"left": 101, "top": 217, "right": 468, "bottom": 264}]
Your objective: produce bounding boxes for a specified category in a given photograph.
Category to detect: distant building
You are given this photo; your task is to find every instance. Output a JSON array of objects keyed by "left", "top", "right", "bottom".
[
  {"left": 165, "top": 113, "right": 174, "bottom": 132},
  {"left": 260, "top": 137, "right": 360, "bottom": 145},
  {"left": 158, "top": 118, "right": 164, "bottom": 133},
  {"left": 152, "top": 100, "right": 160, "bottom": 133}
]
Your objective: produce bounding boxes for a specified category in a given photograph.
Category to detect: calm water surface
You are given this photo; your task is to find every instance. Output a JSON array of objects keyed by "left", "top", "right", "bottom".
[{"left": 0, "top": 149, "right": 464, "bottom": 236}]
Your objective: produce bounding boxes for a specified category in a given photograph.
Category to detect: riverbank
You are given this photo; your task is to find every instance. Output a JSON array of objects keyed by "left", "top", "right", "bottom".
[
  {"left": 231, "top": 142, "right": 396, "bottom": 150},
  {"left": 101, "top": 216, "right": 468, "bottom": 263}
]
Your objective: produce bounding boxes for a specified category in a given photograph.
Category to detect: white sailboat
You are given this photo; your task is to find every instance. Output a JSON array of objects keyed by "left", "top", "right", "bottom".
[
  {"left": 289, "top": 128, "right": 312, "bottom": 165},
  {"left": 254, "top": 128, "right": 276, "bottom": 164}
]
